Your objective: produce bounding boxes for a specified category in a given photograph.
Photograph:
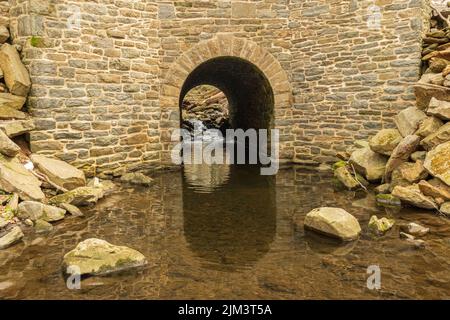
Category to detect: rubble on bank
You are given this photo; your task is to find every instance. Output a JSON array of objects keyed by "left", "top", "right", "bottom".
[
  {"left": 0, "top": 27, "right": 121, "bottom": 250},
  {"left": 333, "top": 20, "right": 450, "bottom": 217}
]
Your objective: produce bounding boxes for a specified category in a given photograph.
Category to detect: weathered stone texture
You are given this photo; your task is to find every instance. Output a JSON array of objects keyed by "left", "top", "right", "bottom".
[{"left": 5, "top": 0, "right": 429, "bottom": 175}]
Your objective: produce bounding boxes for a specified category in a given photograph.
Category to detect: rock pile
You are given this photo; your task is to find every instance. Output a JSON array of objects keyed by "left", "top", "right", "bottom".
[
  {"left": 181, "top": 85, "right": 230, "bottom": 134},
  {"left": 332, "top": 15, "right": 450, "bottom": 216},
  {"left": 0, "top": 26, "right": 115, "bottom": 250}
]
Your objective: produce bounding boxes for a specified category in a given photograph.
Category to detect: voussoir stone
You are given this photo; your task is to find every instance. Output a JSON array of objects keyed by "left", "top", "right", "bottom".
[
  {"left": 0, "top": 155, "right": 45, "bottom": 201},
  {"left": 62, "top": 238, "right": 148, "bottom": 276},
  {"left": 17, "top": 201, "right": 66, "bottom": 222},
  {"left": 303, "top": 207, "right": 361, "bottom": 241},
  {"left": 423, "top": 141, "right": 450, "bottom": 186},
  {"left": 31, "top": 154, "right": 86, "bottom": 191},
  {"left": 349, "top": 147, "right": 387, "bottom": 182},
  {"left": 394, "top": 107, "right": 427, "bottom": 137},
  {"left": 0, "top": 44, "right": 31, "bottom": 97},
  {"left": 369, "top": 129, "right": 402, "bottom": 156}
]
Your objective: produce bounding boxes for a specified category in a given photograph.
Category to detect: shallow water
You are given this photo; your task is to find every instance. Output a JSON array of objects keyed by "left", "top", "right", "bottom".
[{"left": 0, "top": 165, "right": 449, "bottom": 299}]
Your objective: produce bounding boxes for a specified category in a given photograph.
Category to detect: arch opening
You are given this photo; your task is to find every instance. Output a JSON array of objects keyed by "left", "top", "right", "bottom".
[{"left": 179, "top": 56, "right": 275, "bottom": 131}]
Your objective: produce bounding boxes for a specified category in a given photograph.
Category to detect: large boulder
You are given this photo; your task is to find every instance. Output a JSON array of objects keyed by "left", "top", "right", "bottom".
[
  {"left": 0, "top": 155, "right": 45, "bottom": 201},
  {"left": 0, "top": 44, "right": 31, "bottom": 97},
  {"left": 49, "top": 186, "right": 104, "bottom": 206},
  {"left": 0, "top": 120, "right": 35, "bottom": 137},
  {"left": 394, "top": 107, "right": 427, "bottom": 137},
  {"left": 0, "top": 129, "right": 20, "bottom": 157},
  {"left": 0, "top": 226, "right": 23, "bottom": 249},
  {"left": 349, "top": 147, "right": 387, "bottom": 182},
  {"left": 62, "top": 238, "right": 147, "bottom": 276},
  {"left": 30, "top": 154, "right": 86, "bottom": 191},
  {"left": 418, "top": 178, "right": 450, "bottom": 201},
  {"left": 423, "top": 141, "right": 450, "bottom": 186},
  {"left": 303, "top": 207, "right": 361, "bottom": 241},
  {"left": 17, "top": 201, "right": 66, "bottom": 222},
  {"left": 385, "top": 135, "right": 421, "bottom": 182},
  {"left": 420, "top": 122, "right": 450, "bottom": 150},
  {"left": 0, "top": 93, "right": 26, "bottom": 110},
  {"left": 369, "top": 129, "right": 402, "bottom": 156},
  {"left": 391, "top": 185, "right": 437, "bottom": 209},
  {"left": 427, "top": 97, "right": 450, "bottom": 120},
  {"left": 415, "top": 116, "right": 443, "bottom": 138}
]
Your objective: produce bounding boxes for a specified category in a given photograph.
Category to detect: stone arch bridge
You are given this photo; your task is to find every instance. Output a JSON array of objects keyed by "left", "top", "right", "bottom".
[{"left": 1, "top": 0, "right": 429, "bottom": 176}]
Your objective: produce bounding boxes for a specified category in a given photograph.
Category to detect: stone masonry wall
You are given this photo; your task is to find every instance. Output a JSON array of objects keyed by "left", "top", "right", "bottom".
[{"left": 3, "top": 0, "right": 431, "bottom": 176}]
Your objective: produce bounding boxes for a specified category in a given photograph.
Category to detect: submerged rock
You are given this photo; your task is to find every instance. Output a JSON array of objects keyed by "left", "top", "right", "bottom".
[
  {"left": 0, "top": 155, "right": 45, "bottom": 201},
  {"left": 349, "top": 147, "right": 387, "bottom": 182},
  {"left": 303, "top": 207, "right": 361, "bottom": 241},
  {"left": 0, "top": 226, "right": 23, "bottom": 249},
  {"left": 120, "top": 172, "right": 154, "bottom": 186},
  {"left": 49, "top": 187, "right": 104, "bottom": 206},
  {"left": 62, "top": 238, "right": 147, "bottom": 276},
  {"left": 30, "top": 154, "right": 86, "bottom": 191},
  {"left": 17, "top": 201, "right": 66, "bottom": 222},
  {"left": 400, "top": 222, "right": 429, "bottom": 237},
  {"left": 87, "top": 178, "right": 116, "bottom": 196},
  {"left": 58, "top": 203, "right": 84, "bottom": 217},
  {"left": 391, "top": 185, "right": 437, "bottom": 209},
  {"left": 368, "top": 215, "right": 395, "bottom": 235},
  {"left": 34, "top": 219, "right": 53, "bottom": 233},
  {"left": 375, "top": 194, "right": 401, "bottom": 207},
  {"left": 369, "top": 129, "right": 402, "bottom": 156}
]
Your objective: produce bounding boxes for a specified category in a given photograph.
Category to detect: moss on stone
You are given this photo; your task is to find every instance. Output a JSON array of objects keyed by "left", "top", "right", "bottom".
[{"left": 332, "top": 160, "right": 347, "bottom": 171}]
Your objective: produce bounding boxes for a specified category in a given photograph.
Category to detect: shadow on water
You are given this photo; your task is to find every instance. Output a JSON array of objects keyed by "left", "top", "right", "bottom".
[{"left": 182, "top": 164, "right": 276, "bottom": 271}]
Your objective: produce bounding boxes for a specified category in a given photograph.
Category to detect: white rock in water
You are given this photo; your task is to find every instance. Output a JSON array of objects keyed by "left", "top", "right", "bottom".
[
  {"left": 303, "top": 207, "right": 361, "bottom": 241},
  {"left": 62, "top": 238, "right": 148, "bottom": 276}
]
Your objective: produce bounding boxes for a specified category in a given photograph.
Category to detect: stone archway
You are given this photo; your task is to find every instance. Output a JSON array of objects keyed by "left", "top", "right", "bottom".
[{"left": 159, "top": 35, "right": 292, "bottom": 165}]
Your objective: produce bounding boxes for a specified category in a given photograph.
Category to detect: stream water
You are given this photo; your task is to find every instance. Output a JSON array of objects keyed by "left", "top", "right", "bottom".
[{"left": 0, "top": 165, "right": 449, "bottom": 299}]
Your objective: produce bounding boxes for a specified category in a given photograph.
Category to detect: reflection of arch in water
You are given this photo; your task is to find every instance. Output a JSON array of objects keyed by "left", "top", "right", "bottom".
[{"left": 182, "top": 165, "right": 276, "bottom": 271}]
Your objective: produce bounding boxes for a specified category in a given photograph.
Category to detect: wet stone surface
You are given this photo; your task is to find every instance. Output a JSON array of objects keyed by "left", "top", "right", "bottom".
[{"left": 0, "top": 165, "right": 449, "bottom": 299}]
